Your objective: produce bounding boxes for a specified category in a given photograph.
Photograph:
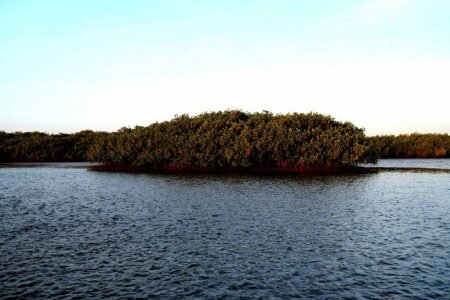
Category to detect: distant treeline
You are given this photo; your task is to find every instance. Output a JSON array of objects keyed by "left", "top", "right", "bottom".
[
  {"left": 88, "top": 111, "right": 376, "bottom": 171},
  {"left": 1, "top": 113, "right": 449, "bottom": 168},
  {"left": 370, "top": 134, "right": 450, "bottom": 158},
  {"left": 0, "top": 130, "right": 106, "bottom": 162}
]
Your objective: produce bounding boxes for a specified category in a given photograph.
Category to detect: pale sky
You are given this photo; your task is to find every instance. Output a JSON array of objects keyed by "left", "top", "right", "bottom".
[{"left": 1, "top": 0, "right": 449, "bottom": 135}]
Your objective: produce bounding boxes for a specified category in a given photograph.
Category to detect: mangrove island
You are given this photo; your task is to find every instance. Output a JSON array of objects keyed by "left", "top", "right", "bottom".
[{"left": 88, "top": 111, "right": 377, "bottom": 173}]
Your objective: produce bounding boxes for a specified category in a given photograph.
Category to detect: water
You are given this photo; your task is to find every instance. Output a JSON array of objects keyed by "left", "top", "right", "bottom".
[
  {"left": 368, "top": 158, "right": 450, "bottom": 170},
  {"left": 1, "top": 161, "right": 449, "bottom": 299},
  {"left": 0, "top": 162, "right": 99, "bottom": 169}
]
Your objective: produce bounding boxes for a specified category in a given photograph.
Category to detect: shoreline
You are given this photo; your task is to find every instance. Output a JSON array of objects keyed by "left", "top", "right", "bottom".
[
  {"left": 1, "top": 161, "right": 448, "bottom": 174},
  {"left": 89, "top": 163, "right": 375, "bottom": 175},
  {"left": 0, "top": 162, "right": 100, "bottom": 168}
]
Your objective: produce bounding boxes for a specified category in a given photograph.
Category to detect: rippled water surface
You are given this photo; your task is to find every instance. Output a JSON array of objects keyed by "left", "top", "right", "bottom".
[
  {"left": 1, "top": 162, "right": 449, "bottom": 298},
  {"left": 370, "top": 158, "right": 450, "bottom": 170}
]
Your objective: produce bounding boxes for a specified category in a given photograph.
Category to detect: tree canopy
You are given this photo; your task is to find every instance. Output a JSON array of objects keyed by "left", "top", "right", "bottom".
[
  {"left": 5, "top": 112, "right": 448, "bottom": 170},
  {"left": 88, "top": 111, "right": 377, "bottom": 171},
  {"left": 370, "top": 134, "right": 450, "bottom": 158},
  {"left": 0, "top": 130, "right": 106, "bottom": 162}
]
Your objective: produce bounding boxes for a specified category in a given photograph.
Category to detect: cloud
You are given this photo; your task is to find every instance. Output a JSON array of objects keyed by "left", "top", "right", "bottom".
[{"left": 359, "top": 0, "right": 411, "bottom": 25}]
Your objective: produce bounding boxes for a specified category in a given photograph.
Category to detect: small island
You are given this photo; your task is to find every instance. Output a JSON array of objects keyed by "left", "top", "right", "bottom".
[{"left": 88, "top": 111, "right": 378, "bottom": 174}]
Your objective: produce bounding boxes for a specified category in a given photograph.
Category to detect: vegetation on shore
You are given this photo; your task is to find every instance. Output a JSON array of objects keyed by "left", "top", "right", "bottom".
[
  {"left": 88, "top": 111, "right": 376, "bottom": 172},
  {"left": 370, "top": 134, "right": 450, "bottom": 158},
  {"left": 2, "top": 112, "right": 449, "bottom": 171},
  {"left": 0, "top": 130, "right": 106, "bottom": 162}
]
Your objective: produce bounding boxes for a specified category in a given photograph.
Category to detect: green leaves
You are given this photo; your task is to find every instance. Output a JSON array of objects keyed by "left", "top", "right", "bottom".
[
  {"left": 92, "top": 110, "right": 378, "bottom": 169},
  {"left": 1, "top": 111, "right": 389, "bottom": 167},
  {"left": 0, "top": 131, "right": 107, "bottom": 162},
  {"left": 370, "top": 134, "right": 450, "bottom": 159}
]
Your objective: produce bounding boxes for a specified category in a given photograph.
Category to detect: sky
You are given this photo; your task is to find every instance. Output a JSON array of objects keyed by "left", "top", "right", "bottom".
[{"left": 1, "top": 0, "right": 450, "bottom": 135}]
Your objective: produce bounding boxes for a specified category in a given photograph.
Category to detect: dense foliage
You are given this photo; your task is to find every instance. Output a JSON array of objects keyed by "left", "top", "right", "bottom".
[
  {"left": 0, "top": 130, "right": 106, "bottom": 162},
  {"left": 88, "top": 111, "right": 377, "bottom": 170},
  {"left": 370, "top": 134, "right": 450, "bottom": 158},
  {"left": 4, "top": 113, "right": 447, "bottom": 168}
]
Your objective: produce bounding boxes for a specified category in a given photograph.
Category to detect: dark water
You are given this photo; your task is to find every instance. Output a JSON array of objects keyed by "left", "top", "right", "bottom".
[{"left": 1, "top": 162, "right": 449, "bottom": 299}]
